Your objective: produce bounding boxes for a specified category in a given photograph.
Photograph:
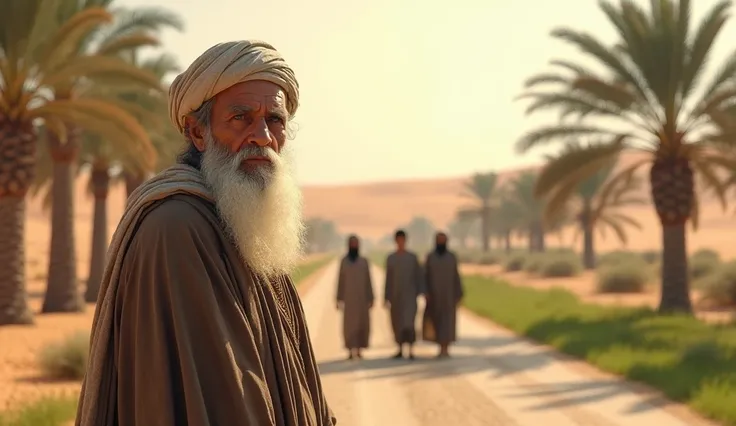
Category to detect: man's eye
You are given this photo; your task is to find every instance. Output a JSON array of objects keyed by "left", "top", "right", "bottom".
[
  {"left": 268, "top": 115, "right": 285, "bottom": 124},
  {"left": 233, "top": 114, "right": 245, "bottom": 121}
]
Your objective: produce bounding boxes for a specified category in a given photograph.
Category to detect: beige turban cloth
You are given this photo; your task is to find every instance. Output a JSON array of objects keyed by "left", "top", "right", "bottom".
[{"left": 168, "top": 40, "right": 300, "bottom": 134}]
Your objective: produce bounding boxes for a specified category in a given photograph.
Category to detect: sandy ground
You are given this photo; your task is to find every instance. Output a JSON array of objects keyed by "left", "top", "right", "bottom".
[
  {"left": 459, "top": 264, "right": 736, "bottom": 324},
  {"left": 0, "top": 256, "right": 330, "bottom": 412},
  {"left": 308, "top": 261, "right": 718, "bottom": 426}
]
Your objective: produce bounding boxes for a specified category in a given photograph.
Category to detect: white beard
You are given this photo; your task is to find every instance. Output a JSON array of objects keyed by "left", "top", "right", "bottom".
[{"left": 200, "top": 133, "right": 305, "bottom": 278}]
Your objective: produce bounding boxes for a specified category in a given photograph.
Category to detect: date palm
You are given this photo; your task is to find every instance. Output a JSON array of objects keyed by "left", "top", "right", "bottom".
[
  {"left": 0, "top": 1, "right": 159, "bottom": 324},
  {"left": 461, "top": 172, "right": 498, "bottom": 252},
  {"left": 40, "top": 2, "right": 182, "bottom": 313},
  {"left": 537, "top": 141, "right": 647, "bottom": 269},
  {"left": 516, "top": 0, "right": 736, "bottom": 313}
]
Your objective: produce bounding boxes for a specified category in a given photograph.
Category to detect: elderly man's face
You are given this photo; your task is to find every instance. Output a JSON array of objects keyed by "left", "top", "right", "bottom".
[{"left": 189, "top": 80, "right": 289, "bottom": 174}]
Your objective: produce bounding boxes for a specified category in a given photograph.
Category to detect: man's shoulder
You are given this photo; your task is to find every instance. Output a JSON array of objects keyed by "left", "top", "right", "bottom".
[{"left": 136, "top": 194, "right": 218, "bottom": 236}]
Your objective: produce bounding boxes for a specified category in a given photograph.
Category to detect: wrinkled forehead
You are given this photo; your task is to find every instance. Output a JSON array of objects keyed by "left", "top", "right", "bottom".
[{"left": 211, "top": 81, "right": 289, "bottom": 116}]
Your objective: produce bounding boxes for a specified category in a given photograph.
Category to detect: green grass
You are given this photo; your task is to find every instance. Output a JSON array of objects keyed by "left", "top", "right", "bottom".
[
  {"left": 463, "top": 275, "right": 736, "bottom": 425},
  {"left": 0, "top": 395, "right": 78, "bottom": 426},
  {"left": 0, "top": 256, "right": 335, "bottom": 425},
  {"left": 292, "top": 254, "right": 335, "bottom": 285}
]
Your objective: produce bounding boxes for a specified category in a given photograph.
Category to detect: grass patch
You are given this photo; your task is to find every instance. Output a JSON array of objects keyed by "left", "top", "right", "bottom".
[
  {"left": 0, "top": 394, "right": 78, "bottom": 426},
  {"left": 38, "top": 332, "right": 89, "bottom": 380},
  {"left": 293, "top": 255, "right": 335, "bottom": 284},
  {"left": 463, "top": 275, "right": 736, "bottom": 425}
]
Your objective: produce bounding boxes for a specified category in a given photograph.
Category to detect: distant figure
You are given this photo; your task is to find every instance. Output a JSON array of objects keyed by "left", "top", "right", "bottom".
[
  {"left": 75, "top": 40, "right": 335, "bottom": 426},
  {"left": 423, "top": 232, "right": 464, "bottom": 358},
  {"left": 384, "top": 229, "right": 425, "bottom": 360},
  {"left": 336, "top": 235, "right": 374, "bottom": 360}
]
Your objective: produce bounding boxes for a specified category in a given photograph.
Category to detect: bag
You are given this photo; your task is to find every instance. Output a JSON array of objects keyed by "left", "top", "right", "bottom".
[{"left": 422, "top": 308, "right": 436, "bottom": 342}]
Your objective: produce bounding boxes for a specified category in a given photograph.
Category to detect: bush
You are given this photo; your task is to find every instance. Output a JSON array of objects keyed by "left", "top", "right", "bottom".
[
  {"left": 456, "top": 250, "right": 478, "bottom": 264},
  {"left": 504, "top": 253, "right": 527, "bottom": 272},
  {"left": 539, "top": 254, "right": 582, "bottom": 278},
  {"left": 640, "top": 250, "right": 660, "bottom": 264},
  {"left": 699, "top": 261, "right": 736, "bottom": 307},
  {"left": 598, "top": 251, "right": 644, "bottom": 267},
  {"left": 596, "top": 259, "right": 649, "bottom": 293},
  {"left": 38, "top": 331, "right": 89, "bottom": 380},
  {"left": 690, "top": 250, "right": 722, "bottom": 281},
  {"left": 476, "top": 252, "right": 504, "bottom": 265},
  {"left": 523, "top": 253, "right": 547, "bottom": 274}
]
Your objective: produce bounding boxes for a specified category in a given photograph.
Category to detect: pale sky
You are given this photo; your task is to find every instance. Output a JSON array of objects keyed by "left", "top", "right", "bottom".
[{"left": 119, "top": 0, "right": 735, "bottom": 186}]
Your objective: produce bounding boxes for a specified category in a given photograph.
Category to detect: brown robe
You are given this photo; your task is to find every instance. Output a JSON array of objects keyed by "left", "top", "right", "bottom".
[
  {"left": 76, "top": 164, "right": 336, "bottom": 426},
  {"left": 384, "top": 251, "right": 424, "bottom": 344},
  {"left": 336, "top": 256, "right": 374, "bottom": 349},
  {"left": 423, "top": 250, "right": 463, "bottom": 345}
]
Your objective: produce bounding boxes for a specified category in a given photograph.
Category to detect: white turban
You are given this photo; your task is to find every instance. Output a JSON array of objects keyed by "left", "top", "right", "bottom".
[{"left": 168, "top": 40, "right": 299, "bottom": 134}]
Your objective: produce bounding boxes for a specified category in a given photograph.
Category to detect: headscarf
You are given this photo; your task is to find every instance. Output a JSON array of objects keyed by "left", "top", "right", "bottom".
[{"left": 168, "top": 40, "right": 300, "bottom": 134}]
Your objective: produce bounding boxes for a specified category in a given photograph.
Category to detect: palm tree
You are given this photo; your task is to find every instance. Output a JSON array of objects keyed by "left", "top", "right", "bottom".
[
  {"left": 0, "top": 2, "right": 160, "bottom": 325},
  {"left": 515, "top": 0, "right": 736, "bottom": 313},
  {"left": 448, "top": 210, "right": 477, "bottom": 249},
  {"left": 537, "top": 141, "right": 647, "bottom": 269},
  {"left": 505, "top": 172, "right": 550, "bottom": 252},
  {"left": 41, "top": 3, "right": 183, "bottom": 313},
  {"left": 461, "top": 172, "right": 498, "bottom": 252},
  {"left": 490, "top": 187, "right": 523, "bottom": 253}
]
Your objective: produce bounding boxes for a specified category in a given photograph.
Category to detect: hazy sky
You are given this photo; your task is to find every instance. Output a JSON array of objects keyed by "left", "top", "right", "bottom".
[{"left": 118, "top": 0, "right": 735, "bottom": 186}]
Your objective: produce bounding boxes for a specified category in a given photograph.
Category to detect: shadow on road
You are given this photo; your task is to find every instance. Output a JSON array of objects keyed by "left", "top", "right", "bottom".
[{"left": 318, "top": 333, "right": 679, "bottom": 416}]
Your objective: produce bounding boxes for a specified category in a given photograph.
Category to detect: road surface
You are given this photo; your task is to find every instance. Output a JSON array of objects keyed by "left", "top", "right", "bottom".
[{"left": 301, "top": 261, "right": 715, "bottom": 426}]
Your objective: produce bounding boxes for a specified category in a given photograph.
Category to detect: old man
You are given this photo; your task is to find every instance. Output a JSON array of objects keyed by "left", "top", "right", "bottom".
[
  {"left": 336, "top": 235, "right": 374, "bottom": 360},
  {"left": 384, "top": 229, "right": 425, "bottom": 360},
  {"left": 75, "top": 40, "right": 336, "bottom": 426},
  {"left": 423, "top": 232, "right": 464, "bottom": 358}
]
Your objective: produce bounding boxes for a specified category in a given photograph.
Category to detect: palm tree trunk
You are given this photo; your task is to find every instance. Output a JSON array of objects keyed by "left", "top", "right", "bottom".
[
  {"left": 42, "top": 132, "right": 83, "bottom": 313},
  {"left": 85, "top": 163, "right": 110, "bottom": 303},
  {"left": 480, "top": 205, "right": 490, "bottom": 252},
  {"left": 504, "top": 230, "right": 512, "bottom": 253},
  {"left": 581, "top": 204, "right": 595, "bottom": 269},
  {"left": 0, "top": 197, "right": 33, "bottom": 325},
  {"left": 658, "top": 224, "right": 692, "bottom": 313},
  {"left": 124, "top": 170, "right": 145, "bottom": 198},
  {"left": 536, "top": 224, "right": 546, "bottom": 252},
  {"left": 650, "top": 157, "right": 694, "bottom": 314}
]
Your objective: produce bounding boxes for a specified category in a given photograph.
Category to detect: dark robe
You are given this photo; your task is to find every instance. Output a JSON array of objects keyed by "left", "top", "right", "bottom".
[
  {"left": 423, "top": 250, "right": 463, "bottom": 344},
  {"left": 77, "top": 191, "right": 336, "bottom": 425},
  {"left": 336, "top": 256, "right": 374, "bottom": 349},
  {"left": 384, "top": 251, "right": 424, "bottom": 344}
]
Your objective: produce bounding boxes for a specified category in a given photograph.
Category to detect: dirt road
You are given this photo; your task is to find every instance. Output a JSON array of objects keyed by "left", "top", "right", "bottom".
[{"left": 303, "top": 261, "right": 717, "bottom": 426}]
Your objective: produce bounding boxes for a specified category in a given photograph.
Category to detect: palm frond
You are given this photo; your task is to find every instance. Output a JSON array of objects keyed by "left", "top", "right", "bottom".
[
  {"left": 40, "top": 54, "right": 163, "bottom": 91},
  {"left": 516, "top": 125, "right": 625, "bottom": 153}
]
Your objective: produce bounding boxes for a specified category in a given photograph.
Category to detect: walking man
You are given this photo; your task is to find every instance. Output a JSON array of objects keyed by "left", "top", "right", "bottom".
[
  {"left": 336, "top": 235, "right": 374, "bottom": 360},
  {"left": 423, "top": 232, "right": 464, "bottom": 358},
  {"left": 384, "top": 229, "right": 424, "bottom": 360}
]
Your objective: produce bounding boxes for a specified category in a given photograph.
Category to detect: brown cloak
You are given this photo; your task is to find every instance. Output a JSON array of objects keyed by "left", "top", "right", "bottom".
[
  {"left": 76, "top": 165, "right": 336, "bottom": 426},
  {"left": 336, "top": 256, "right": 374, "bottom": 349},
  {"left": 384, "top": 251, "right": 424, "bottom": 344},
  {"left": 422, "top": 250, "right": 463, "bottom": 344}
]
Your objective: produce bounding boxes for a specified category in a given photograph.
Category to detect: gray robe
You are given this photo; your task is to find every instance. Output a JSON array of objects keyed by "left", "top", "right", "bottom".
[
  {"left": 423, "top": 251, "right": 463, "bottom": 344},
  {"left": 336, "top": 256, "right": 374, "bottom": 349},
  {"left": 384, "top": 251, "right": 424, "bottom": 344}
]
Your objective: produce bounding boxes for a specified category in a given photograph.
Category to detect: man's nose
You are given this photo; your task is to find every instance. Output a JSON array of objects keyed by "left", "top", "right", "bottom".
[{"left": 247, "top": 119, "right": 272, "bottom": 147}]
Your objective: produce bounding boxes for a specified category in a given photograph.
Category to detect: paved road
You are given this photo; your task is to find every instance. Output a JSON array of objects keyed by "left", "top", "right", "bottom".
[{"left": 302, "top": 261, "right": 715, "bottom": 426}]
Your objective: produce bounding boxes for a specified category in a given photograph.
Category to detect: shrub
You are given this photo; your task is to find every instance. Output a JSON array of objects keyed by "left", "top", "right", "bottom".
[
  {"left": 539, "top": 254, "right": 582, "bottom": 278},
  {"left": 38, "top": 331, "right": 89, "bottom": 380},
  {"left": 456, "top": 250, "right": 478, "bottom": 264},
  {"left": 596, "top": 259, "right": 649, "bottom": 293},
  {"left": 690, "top": 250, "right": 722, "bottom": 280},
  {"left": 640, "top": 250, "right": 660, "bottom": 264},
  {"left": 523, "top": 253, "right": 547, "bottom": 274},
  {"left": 699, "top": 261, "right": 736, "bottom": 307},
  {"left": 504, "top": 253, "right": 527, "bottom": 272},
  {"left": 598, "top": 251, "right": 644, "bottom": 267},
  {"left": 476, "top": 252, "right": 504, "bottom": 265}
]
